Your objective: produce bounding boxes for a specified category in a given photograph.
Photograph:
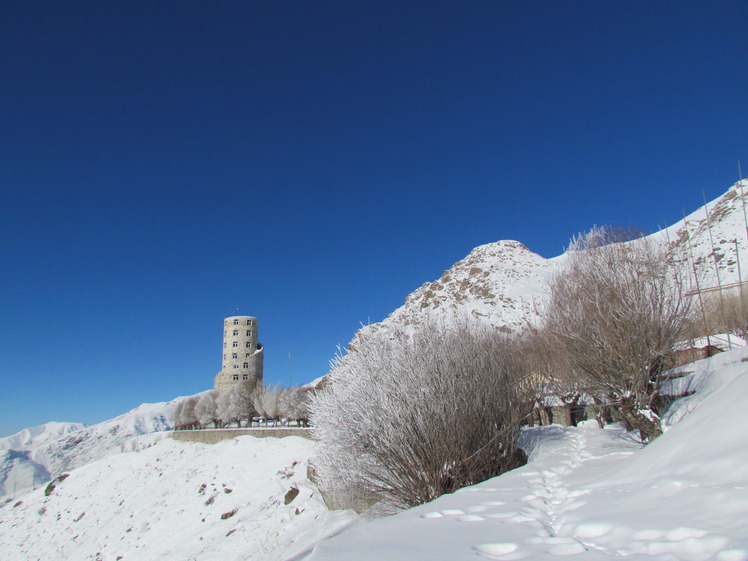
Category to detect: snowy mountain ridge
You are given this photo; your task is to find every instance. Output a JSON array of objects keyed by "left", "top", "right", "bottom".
[
  {"left": 0, "top": 422, "right": 86, "bottom": 452},
  {"left": 657, "top": 181, "right": 748, "bottom": 288},
  {"left": 400, "top": 240, "right": 554, "bottom": 331},
  {"left": 0, "top": 398, "right": 184, "bottom": 505},
  {"left": 353, "top": 181, "right": 748, "bottom": 348}
]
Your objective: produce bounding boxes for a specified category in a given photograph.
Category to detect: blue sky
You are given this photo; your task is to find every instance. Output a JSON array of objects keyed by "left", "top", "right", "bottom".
[{"left": 1, "top": 1, "right": 747, "bottom": 437}]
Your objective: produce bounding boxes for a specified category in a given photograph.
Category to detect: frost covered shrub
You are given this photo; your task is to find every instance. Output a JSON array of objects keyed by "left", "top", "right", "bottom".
[
  {"left": 310, "top": 318, "right": 532, "bottom": 513},
  {"left": 544, "top": 226, "right": 694, "bottom": 442}
]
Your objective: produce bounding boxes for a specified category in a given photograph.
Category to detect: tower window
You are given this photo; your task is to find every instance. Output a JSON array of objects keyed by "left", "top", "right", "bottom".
[
  {"left": 243, "top": 362, "right": 249, "bottom": 368},
  {"left": 245, "top": 342, "right": 251, "bottom": 348},
  {"left": 242, "top": 374, "right": 248, "bottom": 381},
  {"left": 245, "top": 353, "right": 250, "bottom": 358},
  {"left": 233, "top": 374, "right": 239, "bottom": 380},
  {"left": 233, "top": 365, "right": 238, "bottom": 369},
  {"left": 232, "top": 342, "right": 238, "bottom": 348},
  {"left": 247, "top": 319, "right": 252, "bottom": 326},
  {"left": 246, "top": 330, "right": 252, "bottom": 336},
  {"left": 233, "top": 319, "right": 239, "bottom": 325},
  {"left": 232, "top": 353, "right": 237, "bottom": 359},
  {"left": 233, "top": 329, "right": 239, "bottom": 336}
]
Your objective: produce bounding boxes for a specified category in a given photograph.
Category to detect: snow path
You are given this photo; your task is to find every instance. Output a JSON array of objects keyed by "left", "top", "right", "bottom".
[
  {"left": 308, "top": 424, "right": 747, "bottom": 560},
  {"left": 465, "top": 426, "right": 645, "bottom": 560},
  {"left": 305, "top": 349, "right": 748, "bottom": 561},
  {"left": 306, "top": 425, "right": 643, "bottom": 561}
]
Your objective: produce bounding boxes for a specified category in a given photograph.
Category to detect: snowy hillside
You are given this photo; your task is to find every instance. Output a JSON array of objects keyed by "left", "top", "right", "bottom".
[
  {"left": 0, "top": 399, "right": 184, "bottom": 505},
  {"left": 0, "top": 435, "right": 355, "bottom": 561},
  {"left": 658, "top": 181, "right": 748, "bottom": 288},
  {"left": 356, "top": 240, "right": 555, "bottom": 343},
  {"left": 353, "top": 181, "right": 748, "bottom": 346},
  {"left": 305, "top": 347, "right": 748, "bottom": 561}
]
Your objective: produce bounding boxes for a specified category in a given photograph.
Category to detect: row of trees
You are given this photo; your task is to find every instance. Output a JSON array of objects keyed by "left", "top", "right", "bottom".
[
  {"left": 310, "top": 225, "right": 698, "bottom": 513},
  {"left": 703, "top": 289, "right": 748, "bottom": 340},
  {"left": 171, "top": 382, "right": 312, "bottom": 430}
]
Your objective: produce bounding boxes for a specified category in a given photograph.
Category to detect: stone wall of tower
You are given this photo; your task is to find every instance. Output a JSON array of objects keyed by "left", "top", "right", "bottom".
[{"left": 214, "top": 315, "right": 264, "bottom": 394}]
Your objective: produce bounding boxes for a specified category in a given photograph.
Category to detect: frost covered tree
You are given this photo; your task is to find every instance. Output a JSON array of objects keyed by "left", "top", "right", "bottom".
[
  {"left": 288, "top": 387, "right": 312, "bottom": 426},
  {"left": 195, "top": 391, "right": 218, "bottom": 428},
  {"left": 179, "top": 396, "right": 199, "bottom": 430},
  {"left": 217, "top": 381, "right": 257, "bottom": 427},
  {"left": 310, "top": 317, "right": 532, "bottom": 513},
  {"left": 277, "top": 387, "right": 312, "bottom": 426},
  {"left": 169, "top": 400, "right": 184, "bottom": 430},
  {"left": 703, "top": 289, "right": 748, "bottom": 340},
  {"left": 253, "top": 385, "right": 283, "bottom": 425},
  {"left": 543, "top": 226, "right": 694, "bottom": 441}
]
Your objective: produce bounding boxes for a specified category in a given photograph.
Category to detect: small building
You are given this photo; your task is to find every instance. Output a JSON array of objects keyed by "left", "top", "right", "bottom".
[{"left": 213, "top": 315, "right": 264, "bottom": 394}]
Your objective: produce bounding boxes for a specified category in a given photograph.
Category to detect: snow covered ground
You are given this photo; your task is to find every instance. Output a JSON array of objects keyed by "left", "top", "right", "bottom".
[
  {"left": 304, "top": 347, "right": 748, "bottom": 561},
  {"left": 0, "top": 435, "right": 355, "bottom": 561}
]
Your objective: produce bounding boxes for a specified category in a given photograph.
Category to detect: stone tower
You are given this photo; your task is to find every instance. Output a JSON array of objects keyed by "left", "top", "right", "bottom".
[{"left": 213, "top": 315, "right": 264, "bottom": 394}]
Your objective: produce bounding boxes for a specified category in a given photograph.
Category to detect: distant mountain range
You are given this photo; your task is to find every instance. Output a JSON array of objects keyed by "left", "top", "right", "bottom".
[{"left": 0, "top": 400, "right": 180, "bottom": 504}]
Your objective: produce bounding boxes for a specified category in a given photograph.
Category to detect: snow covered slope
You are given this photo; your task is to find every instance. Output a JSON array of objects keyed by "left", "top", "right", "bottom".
[
  {"left": 397, "top": 240, "right": 554, "bottom": 331},
  {"left": 304, "top": 348, "right": 748, "bottom": 561},
  {"left": 658, "top": 180, "right": 748, "bottom": 288},
  {"left": 0, "top": 450, "right": 49, "bottom": 505},
  {"left": 3, "top": 350, "right": 745, "bottom": 561},
  {"left": 0, "top": 435, "right": 355, "bottom": 561},
  {"left": 0, "top": 399, "right": 184, "bottom": 505},
  {"left": 353, "top": 181, "right": 748, "bottom": 347},
  {"left": 354, "top": 239, "right": 556, "bottom": 347}
]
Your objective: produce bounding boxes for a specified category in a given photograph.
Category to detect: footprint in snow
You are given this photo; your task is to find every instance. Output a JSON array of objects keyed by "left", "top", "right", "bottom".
[
  {"left": 420, "top": 508, "right": 464, "bottom": 519},
  {"left": 459, "top": 514, "right": 486, "bottom": 522},
  {"left": 474, "top": 542, "right": 519, "bottom": 558}
]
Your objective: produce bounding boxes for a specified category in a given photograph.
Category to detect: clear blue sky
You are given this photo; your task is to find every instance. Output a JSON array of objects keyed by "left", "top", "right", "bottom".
[{"left": 1, "top": 1, "right": 747, "bottom": 437}]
